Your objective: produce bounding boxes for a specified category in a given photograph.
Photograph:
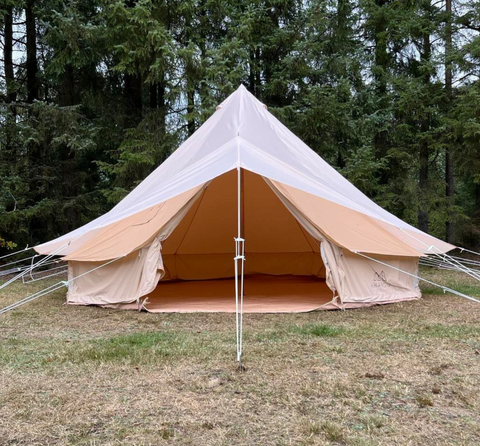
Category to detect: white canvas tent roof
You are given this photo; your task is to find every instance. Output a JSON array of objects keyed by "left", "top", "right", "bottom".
[{"left": 36, "top": 85, "right": 454, "bottom": 261}]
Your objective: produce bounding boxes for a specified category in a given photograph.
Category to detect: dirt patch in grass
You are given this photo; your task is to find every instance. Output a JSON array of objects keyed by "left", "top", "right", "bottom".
[{"left": 0, "top": 273, "right": 479, "bottom": 445}]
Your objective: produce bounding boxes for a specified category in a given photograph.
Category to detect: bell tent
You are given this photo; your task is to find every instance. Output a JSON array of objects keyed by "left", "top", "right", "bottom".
[{"left": 34, "top": 85, "right": 455, "bottom": 313}]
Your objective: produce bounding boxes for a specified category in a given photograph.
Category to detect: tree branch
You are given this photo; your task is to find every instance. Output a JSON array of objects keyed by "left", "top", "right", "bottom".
[
  {"left": 0, "top": 58, "right": 24, "bottom": 68},
  {"left": 0, "top": 101, "right": 33, "bottom": 108}
]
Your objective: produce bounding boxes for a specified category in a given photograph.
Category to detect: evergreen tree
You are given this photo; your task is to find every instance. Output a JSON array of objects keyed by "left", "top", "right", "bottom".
[{"left": 1, "top": 0, "right": 480, "bottom": 251}]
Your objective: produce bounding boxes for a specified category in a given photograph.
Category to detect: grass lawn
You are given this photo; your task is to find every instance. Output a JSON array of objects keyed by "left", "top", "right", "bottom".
[{"left": 0, "top": 268, "right": 479, "bottom": 445}]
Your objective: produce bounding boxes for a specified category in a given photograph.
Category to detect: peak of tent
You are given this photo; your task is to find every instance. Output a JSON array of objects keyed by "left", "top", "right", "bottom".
[{"left": 216, "top": 84, "right": 267, "bottom": 112}]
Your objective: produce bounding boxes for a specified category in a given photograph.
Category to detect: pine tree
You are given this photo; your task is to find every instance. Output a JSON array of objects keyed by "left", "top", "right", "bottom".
[{"left": 1, "top": 0, "right": 480, "bottom": 249}]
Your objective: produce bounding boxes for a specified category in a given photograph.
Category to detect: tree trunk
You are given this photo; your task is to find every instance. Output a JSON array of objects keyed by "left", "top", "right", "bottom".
[
  {"left": 187, "top": 84, "right": 195, "bottom": 136},
  {"left": 418, "top": 31, "right": 431, "bottom": 233},
  {"left": 418, "top": 137, "right": 429, "bottom": 233},
  {"left": 158, "top": 80, "right": 166, "bottom": 137},
  {"left": 4, "top": 5, "right": 16, "bottom": 105},
  {"left": 59, "top": 64, "right": 75, "bottom": 106},
  {"left": 255, "top": 48, "right": 261, "bottom": 99},
  {"left": 3, "top": 5, "right": 16, "bottom": 163},
  {"left": 124, "top": 72, "right": 143, "bottom": 124},
  {"left": 373, "top": 0, "right": 389, "bottom": 184},
  {"left": 445, "top": 0, "right": 454, "bottom": 242},
  {"left": 149, "top": 83, "right": 158, "bottom": 109},
  {"left": 336, "top": 0, "right": 348, "bottom": 74},
  {"left": 475, "top": 183, "right": 480, "bottom": 216},
  {"left": 249, "top": 49, "right": 255, "bottom": 95},
  {"left": 197, "top": 1, "right": 207, "bottom": 114},
  {"left": 26, "top": 0, "right": 39, "bottom": 103},
  {"left": 122, "top": 0, "right": 142, "bottom": 122}
]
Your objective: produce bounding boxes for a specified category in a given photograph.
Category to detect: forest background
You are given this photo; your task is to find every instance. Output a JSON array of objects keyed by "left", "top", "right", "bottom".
[{"left": 1, "top": 0, "right": 479, "bottom": 251}]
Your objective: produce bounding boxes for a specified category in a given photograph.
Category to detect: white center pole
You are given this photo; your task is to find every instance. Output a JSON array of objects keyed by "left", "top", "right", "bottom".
[{"left": 234, "top": 164, "right": 245, "bottom": 369}]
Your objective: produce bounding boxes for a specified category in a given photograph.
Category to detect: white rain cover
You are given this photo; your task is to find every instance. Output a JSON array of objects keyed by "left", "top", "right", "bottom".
[{"left": 36, "top": 85, "right": 449, "bottom": 255}]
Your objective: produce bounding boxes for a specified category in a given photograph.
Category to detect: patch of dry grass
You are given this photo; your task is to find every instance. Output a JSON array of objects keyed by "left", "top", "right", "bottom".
[{"left": 0, "top": 272, "right": 479, "bottom": 445}]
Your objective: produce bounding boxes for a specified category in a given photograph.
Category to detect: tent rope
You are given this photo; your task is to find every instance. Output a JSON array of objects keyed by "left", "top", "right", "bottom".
[
  {"left": 1, "top": 205, "right": 131, "bottom": 290},
  {"left": 22, "top": 259, "right": 64, "bottom": 284},
  {"left": 0, "top": 246, "right": 32, "bottom": 261},
  {"left": 458, "top": 246, "right": 480, "bottom": 257},
  {"left": 397, "top": 229, "right": 480, "bottom": 282},
  {"left": 0, "top": 227, "right": 97, "bottom": 291},
  {"left": 22, "top": 265, "right": 68, "bottom": 284},
  {"left": 419, "top": 259, "right": 480, "bottom": 273},
  {"left": 423, "top": 254, "right": 480, "bottom": 268},
  {"left": 419, "top": 256, "right": 480, "bottom": 272},
  {"left": 234, "top": 157, "right": 245, "bottom": 370},
  {"left": 426, "top": 247, "right": 480, "bottom": 281},
  {"left": 0, "top": 256, "right": 124, "bottom": 316},
  {"left": 449, "top": 255, "right": 480, "bottom": 266},
  {"left": 0, "top": 258, "right": 62, "bottom": 273},
  {"left": 0, "top": 260, "right": 66, "bottom": 279},
  {"left": 0, "top": 254, "right": 39, "bottom": 270},
  {"left": 354, "top": 251, "right": 480, "bottom": 304},
  {"left": 0, "top": 282, "right": 67, "bottom": 315},
  {"left": 0, "top": 241, "right": 70, "bottom": 290}
]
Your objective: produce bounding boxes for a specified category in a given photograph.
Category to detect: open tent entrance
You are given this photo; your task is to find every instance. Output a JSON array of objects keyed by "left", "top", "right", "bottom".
[{"left": 141, "top": 169, "right": 333, "bottom": 313}]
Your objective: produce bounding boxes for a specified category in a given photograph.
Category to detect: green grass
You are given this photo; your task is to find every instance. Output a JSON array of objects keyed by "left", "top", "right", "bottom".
[
  {"left": 292, "top": 322, "right": 346, "bottom": 337},
  {"left": 60, "top": 331, "right": 187, "bottom": 363},
  {"left": 419, "top": 266, "right": 480, "bottom": 297},
  {"left": 253, "top": 322, "right": 347, "bottom": 343},
  {"left": 421, "top": 283, "right": 480, "bottom": 297},
  {"left": 0, "top": 330, "right": 234, "bottom": 370},
  {"left": 302, "top": 421, "right": 345, "bottom": 443},
  {"left": 0, "top": 271, "right": 479, "bottom": 445},
  {"left": 412, "top": 323, "right": 480, "bottom": 339},
  {"left": 2, "top": 319, "right": 478, "bottom": 373},
  {"left": 52, "top": 331, "right": 220, "bottom": 365}
]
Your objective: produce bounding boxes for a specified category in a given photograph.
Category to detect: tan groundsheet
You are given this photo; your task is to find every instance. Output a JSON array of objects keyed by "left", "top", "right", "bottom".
[
  {"left": 110, "top": 275, "right": 333, "bottom": 313},
  {"left": 98, "top": 274, "right": 419, "bottom": 313}
]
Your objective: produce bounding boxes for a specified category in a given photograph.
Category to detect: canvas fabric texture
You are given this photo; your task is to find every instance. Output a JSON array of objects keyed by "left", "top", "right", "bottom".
[
  {"left": 67, "top": 237, "right": 164, "bottom": 305},
  {"left": 36, "top": 86, "right": 451, "bottom": 309}
]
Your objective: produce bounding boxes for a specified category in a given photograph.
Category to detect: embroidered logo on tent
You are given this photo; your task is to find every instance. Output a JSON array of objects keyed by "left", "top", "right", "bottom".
[{"left": 371, "top": 270, "right": 391, "bottom": 288}]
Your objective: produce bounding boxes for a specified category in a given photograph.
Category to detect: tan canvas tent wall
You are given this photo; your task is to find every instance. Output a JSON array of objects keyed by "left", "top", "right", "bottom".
[{"left": 35, "top": 85, "right": 454, "bottom": 313}]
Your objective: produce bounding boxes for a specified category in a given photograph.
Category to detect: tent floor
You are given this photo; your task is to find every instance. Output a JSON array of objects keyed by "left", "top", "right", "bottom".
[{"left": 140, "top": 274, "right": 334, "bottom": 313}]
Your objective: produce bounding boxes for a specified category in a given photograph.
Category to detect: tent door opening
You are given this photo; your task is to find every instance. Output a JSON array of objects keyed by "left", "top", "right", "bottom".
[{"left": 147, "top": 169, "right": 330, "bottom": 312}]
